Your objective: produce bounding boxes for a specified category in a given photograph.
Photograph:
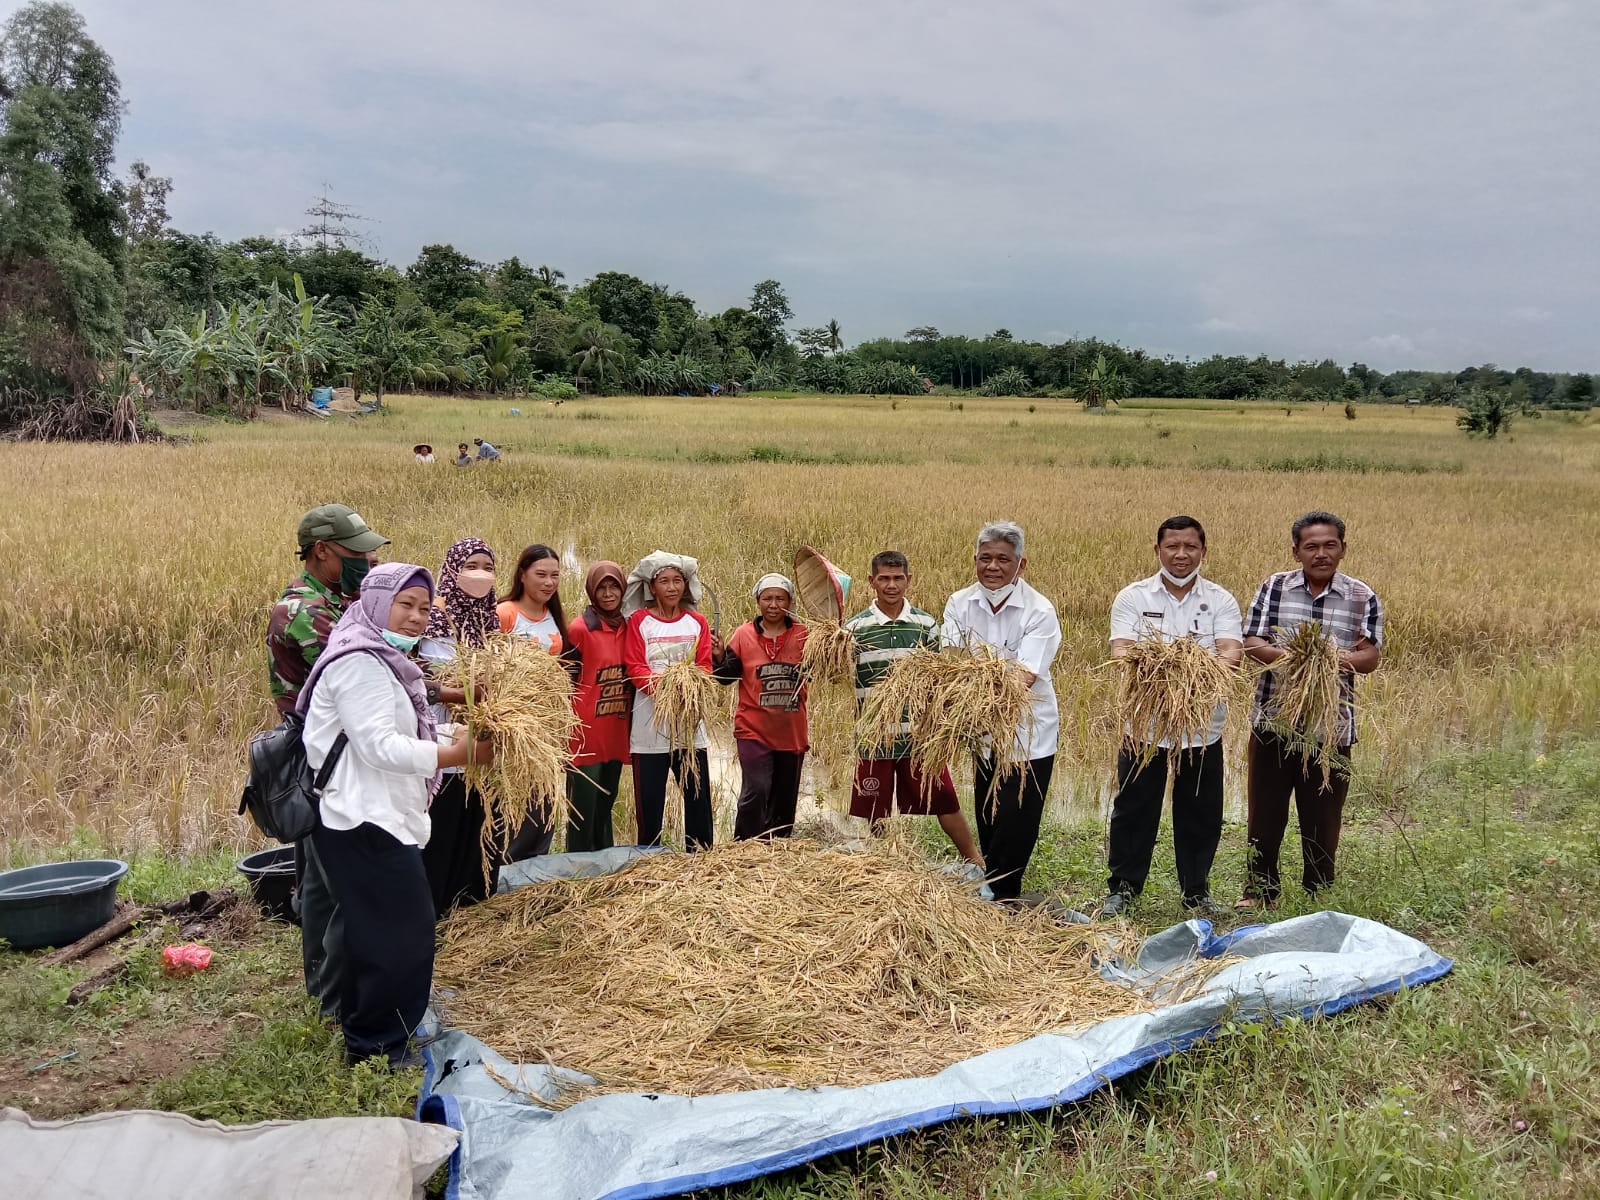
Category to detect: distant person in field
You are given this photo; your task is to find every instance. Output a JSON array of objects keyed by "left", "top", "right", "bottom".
[
  {"left": 298, "top": 562, "right": 492, "bottom": 1067},
  {"left": 622, "top": 552, "right": 716, "bottom": 851},
  {"left": 413, "top": 443, "right": 434, "bottom": 465},
  {"left": 496, "top": 544, "right": 577, "bottom": 860},
  {"left": 564, "top": 561, "right": 633, "bottom": 853},
  {"left": 474, "top": 437, "right": 501, "bottom": 462},
  {"left": 846, "top": 552, "right": 983, "bottom": 865},
  {"left": 942, "top": 521, "right": 1062, "bottom": 901},
  {"left": 1238, "top": 511, "right": 1383, "bottom": 910},
  {"left": 417, "top": 537, "right": 502, "bottom": 914},
  {"left": 1099, "top": 516, "right": 1242, "bottom": 920},
  {"left": 713, "top": 573, "right": 809, "bottom": 840},
  {"left": 265, "top": 503, "right": 388, "bottom": 1020},
  {"left": 453, "top": 443, "right": 474, "bottom": 468}
]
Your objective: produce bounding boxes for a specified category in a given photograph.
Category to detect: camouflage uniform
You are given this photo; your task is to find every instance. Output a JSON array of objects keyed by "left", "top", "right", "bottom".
[{"left": 267, "top": 571, "right": 344, "bottom": 717}]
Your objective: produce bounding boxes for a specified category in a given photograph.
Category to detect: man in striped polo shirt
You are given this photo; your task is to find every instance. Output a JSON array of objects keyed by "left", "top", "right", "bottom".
[
  {"left": 1239, "top": 510, "right": 1383, "bottom": 909},
  {"left": 845, "top": 551, "right": 984, "bottom": 865}
]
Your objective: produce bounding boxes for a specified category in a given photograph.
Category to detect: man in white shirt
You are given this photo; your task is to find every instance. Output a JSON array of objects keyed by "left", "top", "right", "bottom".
[
  {"left": 942, "top": 521, "right": 1062, "bottom": 900},
  {"left": 1101, "top": 516, "right": 1243, "bottom": 919}
]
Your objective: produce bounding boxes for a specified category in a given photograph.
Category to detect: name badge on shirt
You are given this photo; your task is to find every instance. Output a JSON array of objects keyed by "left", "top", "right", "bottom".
[{"left": 1142, "top": 612, "right": 1164, "bottom": 620}]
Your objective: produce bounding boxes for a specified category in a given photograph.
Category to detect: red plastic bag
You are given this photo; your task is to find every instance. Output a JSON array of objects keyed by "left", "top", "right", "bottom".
[{"left": 161, "top": 943, "right": 214, "bottom": 977}]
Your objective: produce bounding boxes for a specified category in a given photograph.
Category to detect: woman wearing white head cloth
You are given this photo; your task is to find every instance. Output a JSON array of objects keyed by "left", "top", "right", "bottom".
[
  {"left": 621, "top": 551, "right": 716, "bottom": 849},
  {"left": 712, "top": 572, "right": 809, "bottom": 839}
]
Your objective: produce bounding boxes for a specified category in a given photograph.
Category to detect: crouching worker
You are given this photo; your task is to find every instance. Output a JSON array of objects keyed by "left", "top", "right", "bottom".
[{"left": 299, "top": 562, "right": 493, "bottom": 1067}]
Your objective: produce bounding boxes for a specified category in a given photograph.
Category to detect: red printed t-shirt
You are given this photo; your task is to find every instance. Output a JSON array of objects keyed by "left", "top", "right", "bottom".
[
  {"left": 718, "top": 619, "right": 809, "bottom": 753},
  {"left": 623, "top": 608, "right": 714, "bottom": 754},
  {"left": 568, "top": 615, "right": 632, "bottom": 765}
]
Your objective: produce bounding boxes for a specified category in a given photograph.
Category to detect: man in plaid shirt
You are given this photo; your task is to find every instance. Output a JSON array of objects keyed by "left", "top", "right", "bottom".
[{"left": 1239, "top": 511, "right": 1382, "bottom": 909}]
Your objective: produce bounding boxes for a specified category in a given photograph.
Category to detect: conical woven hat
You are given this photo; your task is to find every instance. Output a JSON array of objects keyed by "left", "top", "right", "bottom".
[{"left": 792, "top": 545, "right": 852, "bottom": 622}]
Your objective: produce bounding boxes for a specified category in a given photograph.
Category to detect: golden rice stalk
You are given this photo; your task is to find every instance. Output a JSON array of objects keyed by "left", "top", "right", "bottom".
[
  {"left": 1267, "top": 620, "right": 1343, "bottom": 781},
  {"left": 1113, "top": 636, "right": 1239, "bottom": 767},
  {"left": 435, "top": 840, "right": 1219, "bottom": 1099},
  {"left": 439, "top": 636, "right": 580, "bottom": 876},
  {"left": 798, "top": 617, "right": 856, "bottom": 686},
  {"left": 650, "top": 656, "right": 727, "bottom": 750},
  {"left": 857, "top": 643, "right": 1035, "bottom": 790}
]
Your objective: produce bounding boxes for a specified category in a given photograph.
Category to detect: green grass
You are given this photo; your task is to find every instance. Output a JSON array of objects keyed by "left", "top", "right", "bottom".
[{"left": 4, "top": 742, "right": 1598, "bottom": 1197}]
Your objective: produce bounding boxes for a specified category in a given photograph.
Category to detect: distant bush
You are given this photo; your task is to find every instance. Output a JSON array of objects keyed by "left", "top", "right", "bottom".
[
  {"left": 980, "top": 367, "right": 1032, "bottom": 397},
  {"left": 533, "top": 378, "right": 580, "bottom": 400}
]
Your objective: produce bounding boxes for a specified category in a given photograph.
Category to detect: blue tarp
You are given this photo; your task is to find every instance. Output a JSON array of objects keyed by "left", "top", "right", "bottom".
[{"left": 417, "top": 850, "right": 1452, "bottom": 1200}]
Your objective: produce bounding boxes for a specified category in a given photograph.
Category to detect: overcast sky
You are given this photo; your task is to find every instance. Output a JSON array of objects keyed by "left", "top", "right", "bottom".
[{"left": 64, "top": 0, "right": 1600, "bottom": 371}]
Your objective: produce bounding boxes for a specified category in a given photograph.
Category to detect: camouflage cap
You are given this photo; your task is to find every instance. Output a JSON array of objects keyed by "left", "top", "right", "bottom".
[{"left": 296, "top": 504, "right": 389, "bottom": 555}]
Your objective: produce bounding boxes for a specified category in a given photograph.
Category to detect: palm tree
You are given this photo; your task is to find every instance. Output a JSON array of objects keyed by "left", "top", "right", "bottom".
[
  {"left": 571, "top": 320, "right": 623, "bottom": 392},
  {"left": 826, "top": 318, "right": 843, "bottom": 354}
]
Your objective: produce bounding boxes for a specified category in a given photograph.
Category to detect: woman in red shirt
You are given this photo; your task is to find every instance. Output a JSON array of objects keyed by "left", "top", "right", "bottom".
[
  {"left": 566, "top": 561, "right": 631, "bottom": 852},
  {"left": 713, "top": 573, "right": 809, "bottom": 840}
]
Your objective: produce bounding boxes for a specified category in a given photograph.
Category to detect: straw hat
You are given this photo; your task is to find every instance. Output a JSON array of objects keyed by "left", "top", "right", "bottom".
[{"left": 792, "top": 545, "right": 852, "bottom": 622}]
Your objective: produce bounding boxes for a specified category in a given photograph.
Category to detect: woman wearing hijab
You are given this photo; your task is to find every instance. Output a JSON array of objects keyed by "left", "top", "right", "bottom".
[
  {"left": 565, "top": 561, "right": 632, "bottom": 852},
  {"left": 417, "top": 537, "right": 500, "bottom": 915},
  {"left": 299, "top": 563, "right": 493, "bottom": 1067},
  {"left": 622, "top": 551, "right": 715, "bottom": 850},
  {"left": 713, "top": 573, "right": 809, "bottom": 839},
  {"left": 496, "top": 543, "right": 575, "bottom": 860}
]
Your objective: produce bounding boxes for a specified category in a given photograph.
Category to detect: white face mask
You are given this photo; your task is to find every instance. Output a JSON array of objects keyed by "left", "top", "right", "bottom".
[
  {"left": 979, "top": 581, "right": 1017, "bottom": 607},
  {"left": 1160, "top": 565, "right": 1201, "bottom": 587}
]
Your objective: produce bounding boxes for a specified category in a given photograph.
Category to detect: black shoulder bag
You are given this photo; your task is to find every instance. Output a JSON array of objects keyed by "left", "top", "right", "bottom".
[{"left": 238, "top": 712, "right": 348, "bottom": 843}]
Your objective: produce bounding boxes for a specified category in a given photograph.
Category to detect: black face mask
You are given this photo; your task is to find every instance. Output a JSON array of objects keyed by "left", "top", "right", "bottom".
[{"left": 336, "top": 551, "right": 372, "bottom": 597}]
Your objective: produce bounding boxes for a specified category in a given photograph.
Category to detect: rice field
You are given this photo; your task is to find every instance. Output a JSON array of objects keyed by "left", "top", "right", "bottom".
[{"left": 3, "top": 394, "right": 1599, "bottom": 863}]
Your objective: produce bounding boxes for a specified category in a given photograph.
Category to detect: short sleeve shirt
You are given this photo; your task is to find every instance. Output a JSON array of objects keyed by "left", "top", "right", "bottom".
[
  {"left": 1244, "top": 569, "right": 1383, "bottom": 746},
  {"left": 941, "top": 579, "right": 1062, "bottom": 760}
]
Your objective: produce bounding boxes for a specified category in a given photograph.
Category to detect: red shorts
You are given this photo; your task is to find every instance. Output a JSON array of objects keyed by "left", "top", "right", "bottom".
[{"left": 849, "top": 759, "right": 960, "bottom": 821}]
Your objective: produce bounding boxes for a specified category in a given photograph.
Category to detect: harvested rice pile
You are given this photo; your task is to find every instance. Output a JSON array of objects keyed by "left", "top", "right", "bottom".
[
  {"left": 1114, "top": 636, "right": 1239, "bottom": 765},
  {"left": 857, "top": 643, "right": 1035, "bottom": 787},
  {"left": 436, "top": 840, "right": 1154, "bottom": 1098},
  {"left": 440, "top": 636, "right": 580, "bottom": 870},
  {"left": 1267, "top": 621, "right": 1343, "bottom": 779},
  {"left": 798, "top": 617, "right": 856, "bottom": 686}
]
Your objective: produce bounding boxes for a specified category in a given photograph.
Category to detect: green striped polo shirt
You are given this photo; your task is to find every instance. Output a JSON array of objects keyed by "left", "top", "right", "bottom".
[{"left": 845, "top": 601, "right": 939, "bottom": 759}]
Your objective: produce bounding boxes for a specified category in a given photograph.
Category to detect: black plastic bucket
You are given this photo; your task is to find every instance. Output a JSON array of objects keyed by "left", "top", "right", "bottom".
[
  {"left": 0, "top": 859, "right": 130, "bottom": 951},
  {"left": 237, "top": 846, "right": 299, "bottom": 924}
]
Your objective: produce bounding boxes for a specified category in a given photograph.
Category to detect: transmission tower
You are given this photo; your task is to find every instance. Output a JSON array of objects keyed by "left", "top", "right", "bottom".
[{"left": 295, "top": 187, "right": 371, "bottom": 252}]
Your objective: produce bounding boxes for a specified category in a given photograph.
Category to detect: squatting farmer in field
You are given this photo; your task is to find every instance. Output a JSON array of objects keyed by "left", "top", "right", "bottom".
[
  {"left": 1238, "top": 510, "right": 1383, "bottom": 910},
  {"left": 845, "top": 552, "right": 983, "bottom": 865},
  {"left": 1099, "top": 516, "right": 1242, "bottom": 920},
  {"left": 266, "top": 503, "right": 388, "bottom": 1019},
  {"left": 713, "top": 573, "right": 810, "bottom": 840},
  {"left": 942, "top": 522, "right": 1062, "bottom": 900}
]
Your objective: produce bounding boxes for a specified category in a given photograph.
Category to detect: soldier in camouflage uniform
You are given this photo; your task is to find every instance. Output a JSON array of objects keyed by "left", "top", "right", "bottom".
[{"left": 266, "top": 504, "right": 389, "bottom": 1018}]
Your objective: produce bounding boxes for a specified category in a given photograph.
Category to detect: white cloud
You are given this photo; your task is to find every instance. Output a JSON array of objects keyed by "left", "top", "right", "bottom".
[{"left": 1508, "top": 306, "right": 1553, "bottom": 323}]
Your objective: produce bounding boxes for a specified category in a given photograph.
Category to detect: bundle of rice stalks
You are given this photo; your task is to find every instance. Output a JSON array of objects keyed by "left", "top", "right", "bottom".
[
  {"left": 1267, "top": 620, "right": 1343, "bottom": 780},
  {"left": 649, "top": 656, "right": 727, "bottom": 751},
  {"left": 440, "top": 636, "right": 581, "bottom": 874},
  {"left": 857, "top": 643, "right": 1035, "bottom": 789},
  {"left": 798, "top": 617, "right": 856, "bottom": 686},
  {"left": 435, "top": 840, "right": 1207, "bottom": 1099},
  {"left": 1113, "top": 636, "right": 1239, "bottom": 766}
]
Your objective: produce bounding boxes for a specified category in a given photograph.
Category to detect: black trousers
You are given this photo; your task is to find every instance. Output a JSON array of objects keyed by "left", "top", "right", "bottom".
[
  {"left": 974, "top": 754, "right": 1055, "bottom": 900},
  {"left": 311, "top": 821, "right": 435, "bottom": 1066},
  {"left": 1106, "top": 743, "right": 1225, "bottom": 905},
  {"left": 293, "top": 836, "right": 344, "bottom": 1020},
  {"left": 420, "top": 773, "right": 496, "bottom": 917},
  {"left": 733, "top": 739, "right": 804, "bottom": 840},
  {"left": 1246, "top": 728, "right": 1353, "bottom": 901},
  {"left": 505, "top": 808, "right": 555, "bottom": 863},
  {"left": 632, "top": 749, "right": 714, "bottom": 849}
]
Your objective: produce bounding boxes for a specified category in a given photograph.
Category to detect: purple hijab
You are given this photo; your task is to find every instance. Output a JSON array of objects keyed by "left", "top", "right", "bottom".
[{"left": 297, "top": 561, "right": 443, "bottom": 795}]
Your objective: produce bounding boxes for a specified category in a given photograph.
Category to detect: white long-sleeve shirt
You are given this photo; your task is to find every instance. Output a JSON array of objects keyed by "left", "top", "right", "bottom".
[
  {"left": 303, "top": 651, "right": 439, "bottom": 847},
  {"left": 942, "top": 579, "right": 1063, "bottom": 760}
]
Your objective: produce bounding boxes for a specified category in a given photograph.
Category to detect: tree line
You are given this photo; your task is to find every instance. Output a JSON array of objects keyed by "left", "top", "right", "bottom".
[{"left": 2, "top": 3, "right": 1595, "bottom": 438}]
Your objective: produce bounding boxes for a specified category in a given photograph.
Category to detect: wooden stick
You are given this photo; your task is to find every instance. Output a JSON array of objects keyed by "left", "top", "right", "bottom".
[
  {"left": 66, "top": 959, "right": 131, "bottom": 1005},
  {"left": 37, "top": 902, "right": 151, "bottom": 968}
]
